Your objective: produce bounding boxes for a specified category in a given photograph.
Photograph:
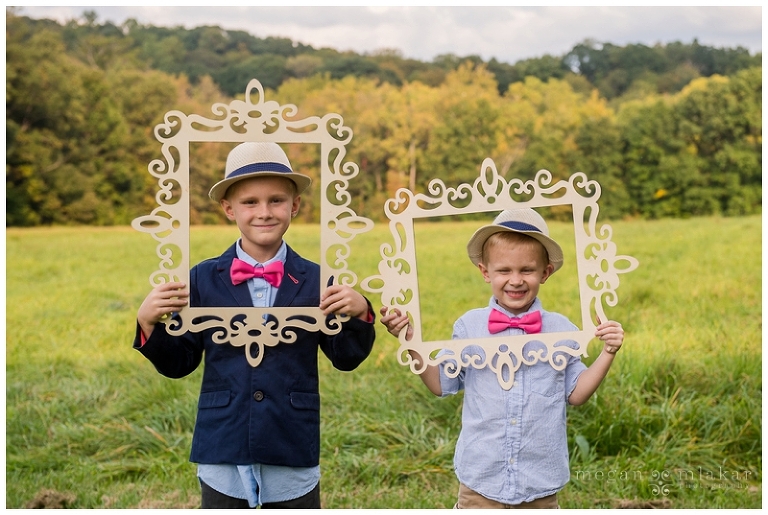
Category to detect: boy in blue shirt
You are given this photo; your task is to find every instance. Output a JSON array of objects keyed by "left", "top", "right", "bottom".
[
  {"left": 380, "top": 208, "right": 624, "bottom": 508},
  {"left": 135, "top": 142, "right": 376, "bottom": 508}
]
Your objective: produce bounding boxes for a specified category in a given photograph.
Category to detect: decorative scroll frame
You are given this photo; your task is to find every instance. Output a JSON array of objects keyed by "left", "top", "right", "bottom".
[
  {"left": 362, "top": 159, "right": 639, "bottom": 389},
  {"left": 131, "top": 79, "right": 373, "bottom": 367}
]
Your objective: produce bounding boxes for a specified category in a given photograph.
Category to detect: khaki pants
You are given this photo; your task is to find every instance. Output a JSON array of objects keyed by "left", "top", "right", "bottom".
[{"left": 456, "top": 483, "right": 559, "bottom": 509}]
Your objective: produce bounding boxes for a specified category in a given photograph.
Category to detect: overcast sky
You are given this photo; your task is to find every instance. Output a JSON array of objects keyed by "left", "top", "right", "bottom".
[{"left": 15, "top": 5, "right": 762, "bottom": 64}]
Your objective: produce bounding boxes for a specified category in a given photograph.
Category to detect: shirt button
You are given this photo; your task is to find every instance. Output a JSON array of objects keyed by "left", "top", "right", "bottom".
[
  {"left": 256, "top": 292, "right": 264, "bottom": 298},
  {"left": 510, "top": 419, "right": 518, "bottom": 425},
  {"left": 253, "top": 391, "right": 264, "bottom": 402},
  {"left": 509, "top": 458, "right": 515, "bottom": 465}
]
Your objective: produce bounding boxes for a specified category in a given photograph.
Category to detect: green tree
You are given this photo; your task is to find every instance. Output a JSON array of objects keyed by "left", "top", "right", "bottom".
[
  {"left": 617, "top": 98, "right": 685, "bottom": 218},
  {"left": 6, "top": 21, "right": 121, "bottom": 225},
  {"left": 320, "top": 54, "right": 389, "bottom": 83},
  {"left": 501, "top": 77, "right": 611, "bottom": 187},
  {"left": 5, "top": 10, "right": 763, "bottom": 225},
  {"left": 215, "top": 54, "right": 289, "bottom": 95},
  {"left": 285, "top": 54, "right": 324, "bottom": 79},
  {"left": 571, "top": 118, "right": 630, "bottom": 220},
  {"left": 674, "top": 69, "right": 762, "bottom": 215},
  {"left": 421, "top": 63, "right": 501, "bottom": 191},
  {"left": 378, "top": 81, "right": 438, "bottom": 198}
]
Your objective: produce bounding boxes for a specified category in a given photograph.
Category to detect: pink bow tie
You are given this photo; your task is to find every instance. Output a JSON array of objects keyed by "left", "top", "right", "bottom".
[
  {"left": 230, "top": 258, "right": 284, "bottom": 287},
  {"left": 488, "top": 309, "right": 542, "bottom": 334}
]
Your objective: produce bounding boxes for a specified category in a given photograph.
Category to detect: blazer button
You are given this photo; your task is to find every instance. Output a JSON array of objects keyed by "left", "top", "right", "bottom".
[{"left": 253, "top": 391, "right": 264, "bottom": 402}]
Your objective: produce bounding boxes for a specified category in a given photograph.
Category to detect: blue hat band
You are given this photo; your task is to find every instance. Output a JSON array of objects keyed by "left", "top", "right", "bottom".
[
  {"left": 227, "top": 162, "right": 293, "bottom": 179},
  {"left": 499, "top": 221, "right": 542, "bottom": 233}
]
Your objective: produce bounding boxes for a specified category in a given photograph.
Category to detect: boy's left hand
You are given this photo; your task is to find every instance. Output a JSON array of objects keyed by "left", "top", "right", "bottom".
[
  {"left": 320, "top": 284, "right": 370, "bottom": 320},
  {"left": 595, "top": 318, "right": 624, "bottom": 355}
]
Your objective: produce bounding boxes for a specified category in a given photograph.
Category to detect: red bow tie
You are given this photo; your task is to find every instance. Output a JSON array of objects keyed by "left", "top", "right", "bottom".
[
  {"left": 488, "top": 309, "right": 542, "bottom": 334},
  {"left": 230, "top": 258, "right": 284, "bottom": 287}
]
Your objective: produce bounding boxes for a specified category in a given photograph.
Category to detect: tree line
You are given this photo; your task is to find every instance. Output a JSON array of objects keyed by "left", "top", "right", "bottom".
[{"left": 6, "top": 10, "right": 762, "bottom": 226}]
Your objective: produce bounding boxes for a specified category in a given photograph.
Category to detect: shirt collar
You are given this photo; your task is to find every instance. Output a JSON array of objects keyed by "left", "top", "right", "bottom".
[{"left": 235, "top": 239, "right": 287, "bottom": 267}]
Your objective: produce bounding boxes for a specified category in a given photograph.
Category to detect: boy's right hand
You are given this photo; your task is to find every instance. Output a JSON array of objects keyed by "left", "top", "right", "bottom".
[
  {"left": 137, "top": 282, "right": 189, "bottom": 338},
  {"left": 379, "top": 306, "right": 413, "bottom": 341},
  {"left": 380, "top": 306, "right": 442, "bottom": 396}
]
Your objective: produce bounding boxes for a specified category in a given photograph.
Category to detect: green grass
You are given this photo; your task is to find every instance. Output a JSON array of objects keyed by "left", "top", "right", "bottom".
[{"left": 5, "top": 216, "right": 762, "bottom": 508}]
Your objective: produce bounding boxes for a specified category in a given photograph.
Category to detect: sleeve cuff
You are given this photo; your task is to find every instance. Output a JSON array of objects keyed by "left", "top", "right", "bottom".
[{"left": 362, "top": 298, "right": 375, "bottom": 323}]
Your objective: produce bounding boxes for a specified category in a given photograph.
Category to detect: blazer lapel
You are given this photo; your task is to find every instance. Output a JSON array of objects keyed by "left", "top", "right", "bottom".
[
  {"left": 216, "top": 244, "right": 255, "bottom": 307},
  {"left": 274, "top": 246, "right": 306, "bottom": 307}
]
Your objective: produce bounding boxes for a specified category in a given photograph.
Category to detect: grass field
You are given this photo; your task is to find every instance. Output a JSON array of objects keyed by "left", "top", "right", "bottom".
[{"left": 5, "top": 215, "right": 762, "bottom": 508}]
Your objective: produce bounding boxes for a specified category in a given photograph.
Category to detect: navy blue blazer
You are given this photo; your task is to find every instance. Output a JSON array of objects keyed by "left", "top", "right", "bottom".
[{"left": 133, "top": 243, "right": 375, "bottom": 467}]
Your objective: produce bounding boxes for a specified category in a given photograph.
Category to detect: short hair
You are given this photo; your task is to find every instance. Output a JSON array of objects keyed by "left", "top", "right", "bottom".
[{"left": 481, "top": 231, "right": 550, "bottom": 266}]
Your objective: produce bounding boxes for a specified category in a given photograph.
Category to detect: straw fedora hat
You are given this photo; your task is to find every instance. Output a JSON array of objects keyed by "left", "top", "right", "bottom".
[
  {"left": 466, "top": 208, "right": 564, "bottom": 272},
  {"left": 208, "top": 142, "right": 312, "bottom": 201}
]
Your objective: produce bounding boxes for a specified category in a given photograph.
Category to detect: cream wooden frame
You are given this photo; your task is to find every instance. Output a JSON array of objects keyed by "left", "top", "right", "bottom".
[
  {"left": 361, "top": 159, "right": 639, "bottom": 389},
  {"left": 132, "top": 79, "right": 373, "bottom": 367}
]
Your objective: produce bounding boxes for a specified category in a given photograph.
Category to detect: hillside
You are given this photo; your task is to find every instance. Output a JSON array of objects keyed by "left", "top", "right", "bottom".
[{"left": 6, "top": 10, "right": 762, "bottom": 226}]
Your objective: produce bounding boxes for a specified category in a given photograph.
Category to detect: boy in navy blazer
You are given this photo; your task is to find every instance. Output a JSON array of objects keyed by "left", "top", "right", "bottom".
[{"left": 135, "top": 142, "right": 376, "bottom": 508}]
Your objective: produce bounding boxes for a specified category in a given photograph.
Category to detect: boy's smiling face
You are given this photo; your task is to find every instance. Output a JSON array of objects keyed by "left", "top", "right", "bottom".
[
  {"left": 220, "top": 176, "right": 300, "bottom": 263},
  {"left": 478, "top": 233, "right": 554, "bottom": 315}
]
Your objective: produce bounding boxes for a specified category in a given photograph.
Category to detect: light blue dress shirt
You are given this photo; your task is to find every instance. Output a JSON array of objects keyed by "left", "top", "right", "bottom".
[
  {"left": 197, "top": 240, "right": 320, "bottom": 507},
  {"left": 439, "top": 297, "right": 587, "bottom": 505}
]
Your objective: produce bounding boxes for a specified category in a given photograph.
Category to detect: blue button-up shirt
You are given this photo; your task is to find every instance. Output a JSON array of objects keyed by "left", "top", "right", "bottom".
[
  {"left": 197, "top": 240, "right": 320, "bottom": 507},
  {"left": 439, "top": 297, "right": 586, "bottom": 505}
]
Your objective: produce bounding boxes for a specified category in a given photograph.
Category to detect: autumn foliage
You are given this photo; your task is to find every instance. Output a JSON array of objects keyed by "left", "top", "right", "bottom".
[{"left": 6, "top": 11, "right": 762, "bottom": 226}]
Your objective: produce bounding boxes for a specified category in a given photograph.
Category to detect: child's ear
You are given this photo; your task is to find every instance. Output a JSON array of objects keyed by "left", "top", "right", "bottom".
[
  {"left": 478, "top": 263, "right": 491, "bottom": 283},
  {"left": 540, "top": 263, "right": 555, "bottom": 284},
  {"left": 291, "top": 195, "right": 301, "bottom": 218},
  {"left": 220, "top": 199, "right": 236, "bottom": 221}
]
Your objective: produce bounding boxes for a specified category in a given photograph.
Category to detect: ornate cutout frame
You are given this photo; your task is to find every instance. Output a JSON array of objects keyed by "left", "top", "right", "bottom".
[
  {"left": 362, "top": 159, "right": 638, "bottom": 389},
  {"left": 132, "top": 79, "right": 372, "bottom": 366}
]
